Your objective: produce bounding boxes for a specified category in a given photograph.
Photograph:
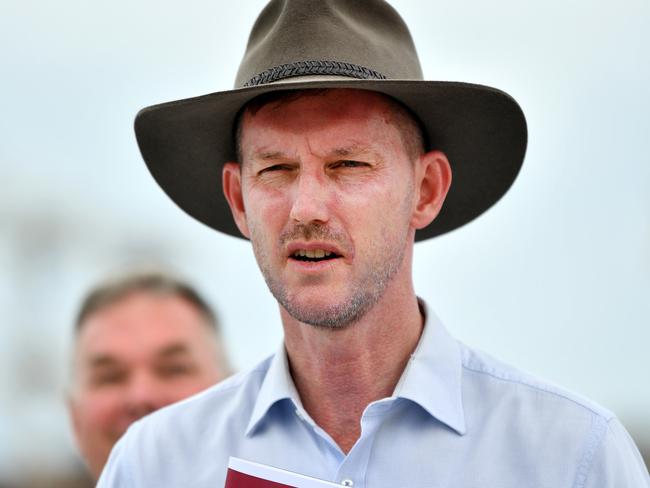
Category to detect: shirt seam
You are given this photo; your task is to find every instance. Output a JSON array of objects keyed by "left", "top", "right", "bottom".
[
  {"left": 461, "top": 361, "right": 613, "bottom": 420},
  {"left": 572, "top": 414, "right": 609, "bottom": 488}
]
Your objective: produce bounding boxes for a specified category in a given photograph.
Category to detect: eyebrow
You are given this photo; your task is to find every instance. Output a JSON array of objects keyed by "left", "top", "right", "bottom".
[
  {"left": 330, "top": 144, "right": 367, "bottom": 157},
  {"left": 252, "top": 143, "right": 383, "bottom": 162},
  {"left": 85, "top": 343, "right": 192, "bottom": 369},
  {"left": 256, "top": 150, "right": 289, "bottom": 161},
  {"left": 87, "top": 355, "right": 120, "bottom": 369},
  {"left": 329, "top": 144, "right": 385, "bottom": 164},
  {"left": 156, "top": 343, "right": 192, "bottom": 359}
]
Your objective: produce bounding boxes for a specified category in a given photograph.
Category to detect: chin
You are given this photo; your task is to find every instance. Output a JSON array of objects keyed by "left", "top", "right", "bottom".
[{"left": 282, "top": 291, "right": 375, "bottom": 330}]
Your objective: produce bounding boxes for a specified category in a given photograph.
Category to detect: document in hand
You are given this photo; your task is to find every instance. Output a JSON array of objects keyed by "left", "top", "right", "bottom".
[{"left": 225, "top": 457, "right": 342, "bottom": 487}]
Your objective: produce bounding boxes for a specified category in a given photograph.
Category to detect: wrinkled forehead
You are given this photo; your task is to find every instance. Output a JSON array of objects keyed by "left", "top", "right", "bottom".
[{"left": 237, "top": 88, "right": 411, "bottom": 160}]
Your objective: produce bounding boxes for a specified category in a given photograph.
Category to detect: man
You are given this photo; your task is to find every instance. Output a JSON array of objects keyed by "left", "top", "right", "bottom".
[
  {"left": 99, "top": 1, "right": 650, "bottom": 486},
  {"left": 68, "top": 270, "right": 231, "bottom": 479}
]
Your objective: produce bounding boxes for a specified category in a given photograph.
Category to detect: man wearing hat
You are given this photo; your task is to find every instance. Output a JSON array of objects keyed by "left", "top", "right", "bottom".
[{"left": 98, "top": 1, "right": 649, "bottom": 486}]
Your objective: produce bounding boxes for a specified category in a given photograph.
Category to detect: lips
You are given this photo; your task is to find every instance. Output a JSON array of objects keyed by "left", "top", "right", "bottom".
[
  {"left": 286, "top": 242, "right": 344, "bottom": 263},
  {"left": 293, "top": 249, "right": 335, "bottom": 259}
]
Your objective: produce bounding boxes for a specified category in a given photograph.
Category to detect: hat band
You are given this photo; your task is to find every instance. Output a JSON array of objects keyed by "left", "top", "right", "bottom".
[{"left": 243, "top": 60, "right": 386, "bottom": 87}]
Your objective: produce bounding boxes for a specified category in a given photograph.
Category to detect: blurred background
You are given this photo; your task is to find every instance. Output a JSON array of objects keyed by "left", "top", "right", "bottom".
[{"left": 1, "top": 0, "right": 648, "bottom": 485}]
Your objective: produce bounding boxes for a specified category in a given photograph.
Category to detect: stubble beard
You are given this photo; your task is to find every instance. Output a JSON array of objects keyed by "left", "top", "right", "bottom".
[{"left": 249, "top": 221, "right": 409, "bottom": 330}]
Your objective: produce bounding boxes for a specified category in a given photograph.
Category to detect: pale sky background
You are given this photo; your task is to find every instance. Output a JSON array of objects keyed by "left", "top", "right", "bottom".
[{"left": 1, "top": 0, "right": 648, "bottom": 483}]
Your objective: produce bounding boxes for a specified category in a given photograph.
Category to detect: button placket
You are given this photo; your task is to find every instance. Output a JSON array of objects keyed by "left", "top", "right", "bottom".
[{"left": 334, "top": 400, "right": 395, "bottom": 488}]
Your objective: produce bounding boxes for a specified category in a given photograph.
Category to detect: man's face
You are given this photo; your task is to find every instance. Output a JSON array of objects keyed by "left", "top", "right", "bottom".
[
  {"left": 68, "top": 292, "right": 226, "bottom": 479},
  {"left": 229, "top": 89, "right": 424, "bottom": 328}
]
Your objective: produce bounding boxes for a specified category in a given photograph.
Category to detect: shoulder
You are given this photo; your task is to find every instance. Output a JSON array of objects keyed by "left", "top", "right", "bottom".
[
  {"left": 459, "top": 341, "right": 615, "bottom": 421},
  {"left": 456, "top": 343, "right": 650, "bottom": 486},
  {"left": 458, "top": 342, "right": 615, "bottom": 471},
  {"left": 583, "top": 416, "right": 650, "bottom": 487}
]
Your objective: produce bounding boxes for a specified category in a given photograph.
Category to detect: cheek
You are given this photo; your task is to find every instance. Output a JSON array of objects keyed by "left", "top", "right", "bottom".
[
  {"left": 245, "top": 191, "right": 291, "bottom": 255},
  {"left": 344, "top": 183, "right": 409, "bottom": 226},
  {"left": 245, "top": 188, "right": 290, "bottom": 229},
  {"left": 245, "top": 180, "right": 290, "bottom": 213},
  {"left": 75, "top": 391, "right": 124, "bottom": 432},
  {"left": 344, "top": 192, "right": 413, "bottom": 260}
]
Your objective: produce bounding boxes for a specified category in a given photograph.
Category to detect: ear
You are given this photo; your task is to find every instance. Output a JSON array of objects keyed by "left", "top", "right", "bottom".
[
  {"left": 411, "top": 150, "right": 452, "bottom": 230},
  {"left": 222, "top": 162, "right": 251, "bottom": 238}
]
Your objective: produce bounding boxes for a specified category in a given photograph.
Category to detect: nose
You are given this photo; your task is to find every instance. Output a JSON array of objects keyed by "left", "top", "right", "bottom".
[
  {"left": 124, "top": 372, "right": 166, "bottom": 419},
  {"left": 289, "top": 169, "right": 331, "bottom": 224}
]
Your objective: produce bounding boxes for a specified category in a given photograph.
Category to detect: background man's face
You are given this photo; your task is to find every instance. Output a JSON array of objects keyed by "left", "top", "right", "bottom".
[
  {"left": 235, "top": 89, "right": 419, "bottom": 328},
  {"left": 68, "top": 291, "right": 227, "bottom": 479}
]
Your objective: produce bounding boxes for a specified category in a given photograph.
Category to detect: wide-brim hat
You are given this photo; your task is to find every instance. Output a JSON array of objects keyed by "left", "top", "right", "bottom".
[{"left": 135, "top": 0, "right": 527, "bottom": 241}]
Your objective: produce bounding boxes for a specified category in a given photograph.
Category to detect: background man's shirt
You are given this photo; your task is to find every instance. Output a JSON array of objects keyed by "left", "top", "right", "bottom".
[{"left": 98, "top": 306, "right": 650, "bottom": 487}]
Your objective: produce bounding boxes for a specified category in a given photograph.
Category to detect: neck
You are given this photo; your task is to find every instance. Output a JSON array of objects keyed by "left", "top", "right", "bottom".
[{"left": 280, "top": 265, "right": 423, "bottom": 453}]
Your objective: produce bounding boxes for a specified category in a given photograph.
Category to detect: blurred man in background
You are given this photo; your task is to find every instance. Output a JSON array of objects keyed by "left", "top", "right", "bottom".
[{"left": 67, "top": 270, "right": 231, "bottom": 479}]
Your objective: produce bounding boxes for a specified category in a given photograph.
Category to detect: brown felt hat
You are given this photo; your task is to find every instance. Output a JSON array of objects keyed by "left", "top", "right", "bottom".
[{"left": 134, "top": 0, "right": 527, "bottom": 241}]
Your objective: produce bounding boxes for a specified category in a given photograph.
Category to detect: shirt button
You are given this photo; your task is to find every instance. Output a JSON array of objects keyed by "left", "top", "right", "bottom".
[{"left": 340, "top": 480, "right": 354, "bottom": 487}]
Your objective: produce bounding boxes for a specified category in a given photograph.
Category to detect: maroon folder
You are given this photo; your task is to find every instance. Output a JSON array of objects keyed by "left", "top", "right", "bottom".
[{"left": 225, "top": 467, "right": 296, "bottom": 487}]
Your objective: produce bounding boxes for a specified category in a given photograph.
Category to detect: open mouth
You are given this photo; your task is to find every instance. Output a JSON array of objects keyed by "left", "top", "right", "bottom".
[{"left": 290, "top": 249, "right": 342, "bottom": 263}]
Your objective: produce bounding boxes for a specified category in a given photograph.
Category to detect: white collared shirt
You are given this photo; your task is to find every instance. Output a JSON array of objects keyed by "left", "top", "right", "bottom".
[{"left": 98, "top": 304, "right": 649, "bottom": 487}]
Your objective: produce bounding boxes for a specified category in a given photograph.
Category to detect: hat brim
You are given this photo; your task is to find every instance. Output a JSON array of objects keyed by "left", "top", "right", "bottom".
[{"left": 134, "top": 79, "right": 527, "bottom": 241}]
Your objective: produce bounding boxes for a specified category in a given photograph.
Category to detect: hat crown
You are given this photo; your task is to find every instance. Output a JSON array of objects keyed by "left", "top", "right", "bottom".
[{"left": 235, "top": 0, "right": 423, "bottom": 88}]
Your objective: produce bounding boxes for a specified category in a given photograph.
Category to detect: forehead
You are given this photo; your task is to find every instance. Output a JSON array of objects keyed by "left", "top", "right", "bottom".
[
  {"left": 75, "top": 292, "right": 210, "bottom": 361},
  {"left": 239, "top": 89, "right": 405, "bottom": 156}
]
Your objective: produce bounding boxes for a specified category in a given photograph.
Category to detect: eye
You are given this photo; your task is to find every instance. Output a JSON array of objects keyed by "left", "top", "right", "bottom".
[
  {"left": 91, "top": 370, "right": 127, "bottom": 387},
  {"left": 258, "top": 164, "right": 292, "bottom": 175},
  {"left": 330, "top": 160, "right": 369, "bottom": 169},
  {"left": 157, "top": 363, "right": 196, "bottom": 378}
]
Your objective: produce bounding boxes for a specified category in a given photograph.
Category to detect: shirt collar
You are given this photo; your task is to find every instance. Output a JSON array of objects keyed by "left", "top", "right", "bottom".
[
  {"left": 245, "top": 299, "right": 466, "bottom": 436},
  {"left": 245, "top": 343, "right": 301, "bottom": 436},
  {"left": 393, "top": 300, "right": 467, "bottom": 435}
]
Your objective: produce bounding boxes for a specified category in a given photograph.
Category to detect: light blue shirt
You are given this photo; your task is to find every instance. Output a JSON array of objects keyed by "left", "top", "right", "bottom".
[{"left": 98, "top": 306, "right": 649, "bottom": 487}]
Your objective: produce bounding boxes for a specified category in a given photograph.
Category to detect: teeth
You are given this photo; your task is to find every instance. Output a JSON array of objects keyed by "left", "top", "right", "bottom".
[{"left": 293, "top": 249, "right": 333, "bottom": 258}]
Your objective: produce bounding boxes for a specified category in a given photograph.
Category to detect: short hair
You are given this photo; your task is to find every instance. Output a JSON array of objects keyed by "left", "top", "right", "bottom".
[
  {"left": 75, "top": 270, "right": 219, "bottom": 334},
  {"left": 234, "top": 89, "right": 426, "bottom": 164}
]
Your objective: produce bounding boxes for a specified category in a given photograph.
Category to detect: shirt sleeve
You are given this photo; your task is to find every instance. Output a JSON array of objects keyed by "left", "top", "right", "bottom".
[
  {"left": 96, "top": 424, "right": 139, "bottom": 487},
  {"left": 582, "top": 417, "right": 650, "bottom": 488}
]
